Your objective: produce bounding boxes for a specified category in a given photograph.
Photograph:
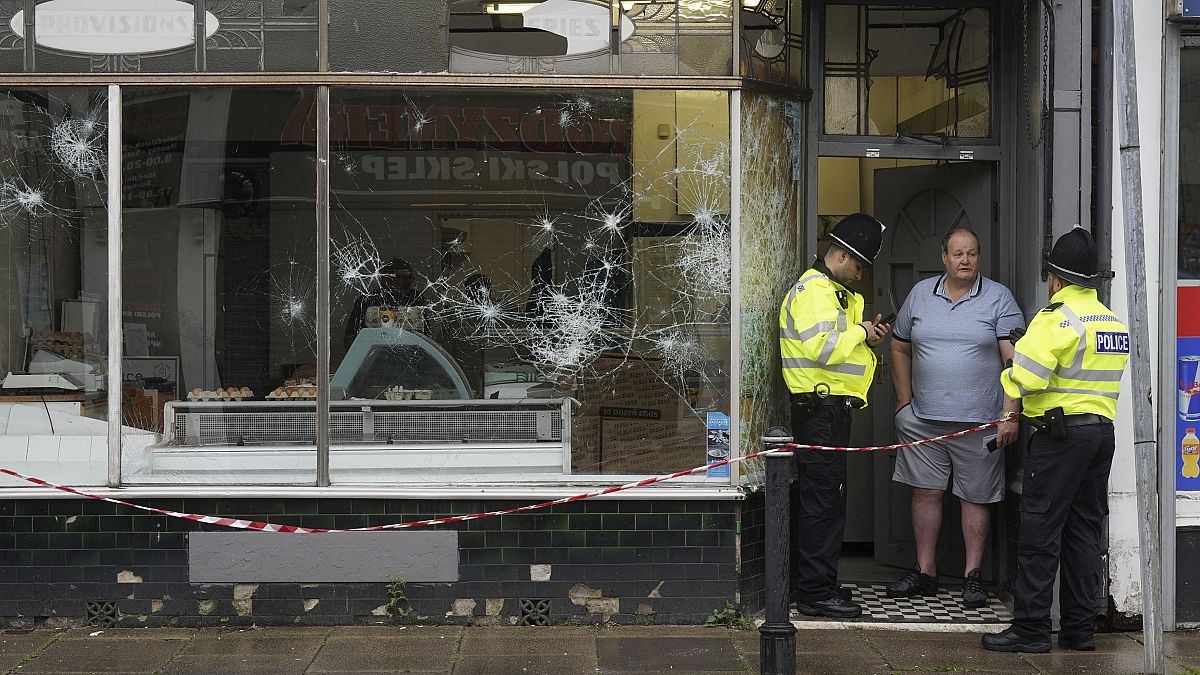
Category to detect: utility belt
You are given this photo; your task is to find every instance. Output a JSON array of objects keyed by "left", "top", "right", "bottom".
[
  {"left": 1023, "top": 407, "right": 1112, "bottom": 440},
  {"left": 790, "top": 387, "right": 864, "bottom": 411}
]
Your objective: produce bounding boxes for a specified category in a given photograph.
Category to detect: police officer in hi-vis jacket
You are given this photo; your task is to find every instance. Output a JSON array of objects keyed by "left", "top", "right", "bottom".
[
  {"left": 982, "top": 227, "right": 1129, "bottom": 653},
  {"left": 779, "top": 213, "right": 891, "bottom": 618}
]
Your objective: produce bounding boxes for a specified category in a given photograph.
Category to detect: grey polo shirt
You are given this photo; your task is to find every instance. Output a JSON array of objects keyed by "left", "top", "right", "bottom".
[{"left": 892, "top": 274, "right": 1025, "bottom": 423}]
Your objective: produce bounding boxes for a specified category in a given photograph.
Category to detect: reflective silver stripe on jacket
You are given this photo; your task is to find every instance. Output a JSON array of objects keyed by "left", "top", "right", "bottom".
[
  {"left": 780, "top": 273, "right": 830, "bottom": 340},
  {"left": 1013, "top": 353, "right": 1053, "bottom": 381},
  {"left": 1056, "top": 366, "right": 1125, "bottom": 382},
  {"left": 780, "top": 321, "right": 834, "bottom": 342},
  {"left": 781, "top": 357, "right": 867, "bottom": 376},
  {"left": 1044, "top": 386, "right": 1119, "bottom": 399}
]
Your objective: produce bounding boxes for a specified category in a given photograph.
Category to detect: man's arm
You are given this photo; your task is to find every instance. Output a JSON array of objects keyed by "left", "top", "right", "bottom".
[
  {"left": 1001, "top": 313, "right": 1070, "bottom": 399},
  {"left": 996, "top": 339, "right": 1021, "bottom": 446},
  {"left": 890, "top": 338, "right": 914, "bottom": 411}
]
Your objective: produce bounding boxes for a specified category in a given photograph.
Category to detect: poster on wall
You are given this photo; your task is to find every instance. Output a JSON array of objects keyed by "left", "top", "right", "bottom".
[{"left": 1177, "top": 286, "right": 1200, "bottom": 491}]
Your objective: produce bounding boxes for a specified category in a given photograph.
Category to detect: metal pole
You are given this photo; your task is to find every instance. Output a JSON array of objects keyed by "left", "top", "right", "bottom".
[
  {"left": 106, "top": 85, "right": 122, "bottom": 488},
  {"left": 1111, "top": 0, "right": 1164, "bottom": 671},
  {"left": 759, "top": 426, "right": 795, "bottom": 675},
  {"left": 315, "top": 86, "right": 330, "bottom": 487}
]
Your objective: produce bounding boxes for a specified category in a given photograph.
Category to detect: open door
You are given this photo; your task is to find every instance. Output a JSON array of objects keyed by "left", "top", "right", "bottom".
[{"left": 870, "top": 161, "right": 998, "bottom": 579}]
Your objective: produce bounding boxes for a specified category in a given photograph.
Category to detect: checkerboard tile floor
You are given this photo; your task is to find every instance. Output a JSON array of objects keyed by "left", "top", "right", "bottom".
[{"left": 793, "top": 582, "right": 1013, "bottom": 623}]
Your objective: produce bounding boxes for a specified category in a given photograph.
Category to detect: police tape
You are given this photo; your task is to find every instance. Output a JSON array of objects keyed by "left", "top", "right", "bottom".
[{"left": 0, "top": 416, "right": 1009, "bottom": 533}]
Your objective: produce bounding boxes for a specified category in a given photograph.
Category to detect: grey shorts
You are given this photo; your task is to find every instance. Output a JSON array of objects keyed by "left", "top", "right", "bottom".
[{"left": 891, "top": 405, "right": 1005, "bottom": 504}]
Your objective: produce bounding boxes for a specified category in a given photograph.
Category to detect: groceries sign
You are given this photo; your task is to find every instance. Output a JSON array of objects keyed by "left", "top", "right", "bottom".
[{"left": 10, "top": 0, "right": 219, "bottom": 55}]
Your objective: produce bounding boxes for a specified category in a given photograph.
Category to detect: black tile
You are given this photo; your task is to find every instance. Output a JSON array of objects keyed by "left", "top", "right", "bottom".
[
  {"left": 550, "top": 530, "right": 585, "bottom": 547},
  {"left": 635, "top": 513, "right": 669, "bottom": 530},
  {"left": 569, "top": 513, "right": 602, "bottom": 529},
  {"left": 13, "top": 501, "right": 48, "bottom": 516},
  {"left": 685, "top": 530, "right": 720, "bottom": 547},
  {"left": 601, "top": 513, "right": 635, "bottom": 530},
  {"left": 585, "top": 530, "right": 619, "bottom": 547},
  {"left": 667, "top": 513, "right": 702, "bottom": 530}
]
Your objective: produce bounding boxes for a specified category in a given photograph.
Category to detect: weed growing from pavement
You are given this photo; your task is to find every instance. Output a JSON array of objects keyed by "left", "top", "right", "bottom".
[
  {"left": 704, "top": 602, "right": 755, "bottom": 630},
  {"left": 385, "top": 576, "right": 409, "bottom": 618}
]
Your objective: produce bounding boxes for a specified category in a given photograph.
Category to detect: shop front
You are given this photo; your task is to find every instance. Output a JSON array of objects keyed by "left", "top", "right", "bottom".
[
  {"left": 0, "top": 0, "right": 811, "bottom": 627},
  {"left": 2, "top": 0, "right": 1159, "bottom": 632}
]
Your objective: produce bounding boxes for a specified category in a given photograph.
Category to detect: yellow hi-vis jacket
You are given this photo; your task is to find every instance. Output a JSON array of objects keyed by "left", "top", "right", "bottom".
[
  {"left": 779, "top": 266, "right": 876, "bottom": 404},
  {"left": 1001, "top": 285, "right": 1129, "bottom": 420}
]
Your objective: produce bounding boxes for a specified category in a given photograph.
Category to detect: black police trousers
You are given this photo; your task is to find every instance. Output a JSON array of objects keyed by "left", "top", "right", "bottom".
[
  {"left": 1011, "top": 423, "right": 1115, "bottom": 640},
  {"left": 789, "top": 400, "right": 851, "bottom": 603}
]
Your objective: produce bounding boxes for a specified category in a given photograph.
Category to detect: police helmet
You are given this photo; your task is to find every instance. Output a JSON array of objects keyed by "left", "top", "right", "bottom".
[
  {"left": 1044, "top": 226, "right": 1102, "bottom": 288},
  {"left": 825, "top": 213, "right": 886, "bottom": 267}
]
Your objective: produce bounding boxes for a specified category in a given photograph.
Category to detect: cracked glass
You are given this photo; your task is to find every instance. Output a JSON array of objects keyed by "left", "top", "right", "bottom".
[
  {"left": 738, "top": 91, "right": 801, "bottom": 484},
  {"left": 0, "top": 87, "right": 111, "bottom": 487},
  {"left": 325, "top": 87, "right": 732, "bottom": 483}
]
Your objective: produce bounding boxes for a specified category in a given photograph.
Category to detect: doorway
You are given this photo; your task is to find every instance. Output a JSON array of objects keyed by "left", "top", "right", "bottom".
[{"left": 814, "top": 156, "right": 1016, "bottom": 621}]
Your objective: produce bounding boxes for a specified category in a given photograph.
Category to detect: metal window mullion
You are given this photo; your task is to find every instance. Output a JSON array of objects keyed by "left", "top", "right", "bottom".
[
  {"left": 729, "top": 89, "right": 741, "bottom": 487},
  {"left": 195, "top": 0, "right": 206, "bottom": 72},
  {"left": 319, "top": 0, "right": 329, "bottom": 71},
  {"left": 106, "top": 85, "right": 123, "bottom": 488},
  {"left": 315, "top": 85, "right": 330, "bottom": 487}
]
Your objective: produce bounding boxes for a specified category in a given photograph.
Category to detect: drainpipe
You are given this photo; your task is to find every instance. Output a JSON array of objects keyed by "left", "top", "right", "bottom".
[
  {"left": 1041, "top": 0, "right": 1056, "bottom": 274},
  {"left": 1096, "top": 0, "right": 1114, "bottom": 304}
]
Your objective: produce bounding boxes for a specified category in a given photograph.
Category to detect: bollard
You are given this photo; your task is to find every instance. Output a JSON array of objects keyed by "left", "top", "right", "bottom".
[{"left": 759, "top": 426, "right": 796, "bottom": 675}]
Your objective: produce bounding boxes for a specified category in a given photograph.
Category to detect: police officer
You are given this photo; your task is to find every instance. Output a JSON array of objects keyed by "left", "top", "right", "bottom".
[
  {"left": 982, "top": 227, "right": 1129, "bottom": 653},
  {"left": 779, "top": 213, "right": 890, "bottom": 618}
]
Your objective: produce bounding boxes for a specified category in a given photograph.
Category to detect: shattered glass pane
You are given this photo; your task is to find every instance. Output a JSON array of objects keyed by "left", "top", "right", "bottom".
[
  {"left": 738, "top": 92, "right": 801, "bottom": 484},
  {"left": 824, "top": 5, "right": 991, "bottom": 138},
  {"left": 0, "top": 88, "right": 113, "bottom": 487},
  {"left": 326, "top": 87, "right": 732, "bottom": 482},
  {"left": 119, "top": 87, "right": 319, "bottom": 485}
]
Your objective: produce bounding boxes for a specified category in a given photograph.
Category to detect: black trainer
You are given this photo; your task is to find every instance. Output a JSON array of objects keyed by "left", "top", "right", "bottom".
[
  {"left": 981, "top": 628, "right": 1051, "bottom": 653},
  {"left": 886, "top": 568, "right": 939, "bottom": 598},
  {"left": 1058, "top": 634, "right": 1096, "bottom": 651},
  {"left": 795, "top": 596, "right": 862, "bottom": 619},
  {"left": 962, "top": 568, "right": 987, "bottom": 609}
]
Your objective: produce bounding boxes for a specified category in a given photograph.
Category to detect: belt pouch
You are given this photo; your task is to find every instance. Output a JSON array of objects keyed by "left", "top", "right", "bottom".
[{"left": 1044, "top": 406, "right": 1068, "bottom": 440}]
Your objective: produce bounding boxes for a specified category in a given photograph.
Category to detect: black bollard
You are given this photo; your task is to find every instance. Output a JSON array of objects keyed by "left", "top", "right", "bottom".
[{"left": 759, "top": 426, "right": 796, "bottom": 675}]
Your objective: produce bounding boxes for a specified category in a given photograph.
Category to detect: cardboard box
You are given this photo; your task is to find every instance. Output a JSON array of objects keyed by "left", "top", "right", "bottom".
[{"left": 571, "top": 415, "right": 707, "bottom": 474}]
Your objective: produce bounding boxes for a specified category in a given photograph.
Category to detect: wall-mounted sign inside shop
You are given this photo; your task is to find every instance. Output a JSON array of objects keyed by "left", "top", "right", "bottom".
[{"left": 10, "top": 0, "right": 219, "bottom": 55}]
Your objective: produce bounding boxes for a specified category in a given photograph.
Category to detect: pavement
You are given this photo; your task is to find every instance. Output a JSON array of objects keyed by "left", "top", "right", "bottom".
[{"left": 1, "top": 624, "right": 1198, "bottom": 675}]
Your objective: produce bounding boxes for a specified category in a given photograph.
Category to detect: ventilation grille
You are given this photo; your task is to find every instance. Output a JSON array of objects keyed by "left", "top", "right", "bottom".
[
  {"left": 518, "top": 598, "right": 551, "bottom": 626},
  {"left": 85, "top": 601, "right": 117, "bottom": 628}
]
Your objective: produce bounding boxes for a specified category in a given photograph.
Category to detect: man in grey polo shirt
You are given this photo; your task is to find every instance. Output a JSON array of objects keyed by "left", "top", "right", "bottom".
[{"left": 886, "top": 227, "right": 1024, "bottom": 609}]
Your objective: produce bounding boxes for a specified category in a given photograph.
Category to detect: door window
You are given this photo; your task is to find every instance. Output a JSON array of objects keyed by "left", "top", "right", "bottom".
[{"left": 823, "top": 5, "right": 991, "bottom": 138}]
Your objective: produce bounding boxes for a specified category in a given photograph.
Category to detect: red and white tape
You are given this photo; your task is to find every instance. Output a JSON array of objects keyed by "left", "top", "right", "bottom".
[{"left": 0, "top": 416, "right": 1007, "bottom": 533}]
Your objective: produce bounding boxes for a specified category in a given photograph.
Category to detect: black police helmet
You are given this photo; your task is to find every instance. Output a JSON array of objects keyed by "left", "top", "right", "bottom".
[
  {"left": 825, "top": 213, "right": 885, "bottom": 267},
  {"left": 1044, "top": 226, "right": 1101, "bottom": 288}
]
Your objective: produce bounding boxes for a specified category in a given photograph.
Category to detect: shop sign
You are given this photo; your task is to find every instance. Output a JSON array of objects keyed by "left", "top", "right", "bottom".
[
  {"left": 519, "top": 0, "right": 635, "bottom": 55},
  {"left": 1176, "top": 285, "right": 1200, "bottom": 491},
  {"left": 1185, "top": 0, "right": 1200, "bottom": 18},
  {"left": 10, "top": 0, "right": 220, "bottom": 55}
]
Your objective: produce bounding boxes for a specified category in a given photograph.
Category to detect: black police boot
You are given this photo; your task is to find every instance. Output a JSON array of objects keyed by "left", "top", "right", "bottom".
[
  {"left": 981, "top": 628, "right": 1051, "bottom": 653},
  {"left": 886, "top": 568, "right": 939, "bottom": 598},
  {"left": 795, "top": 596, "right": 862, "bottom": 619},
  {"left": 1057, "top": 634, "right": 1096, "bottom": 651}
]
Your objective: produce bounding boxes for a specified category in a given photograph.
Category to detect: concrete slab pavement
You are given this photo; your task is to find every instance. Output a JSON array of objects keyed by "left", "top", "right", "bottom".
[{"left": 1, "top": 624, "right": 1195, "bottom": 674}]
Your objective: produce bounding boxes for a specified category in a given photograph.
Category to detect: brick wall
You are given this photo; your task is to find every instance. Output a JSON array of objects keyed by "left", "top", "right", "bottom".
[{"left": 0, "top": 497, "right": 755, "bottom": 628}]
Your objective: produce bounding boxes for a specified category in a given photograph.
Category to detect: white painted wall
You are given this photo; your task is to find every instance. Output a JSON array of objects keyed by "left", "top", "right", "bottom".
[{"left": 1106, "top": 1, "right": 1165, "bottom": 618}]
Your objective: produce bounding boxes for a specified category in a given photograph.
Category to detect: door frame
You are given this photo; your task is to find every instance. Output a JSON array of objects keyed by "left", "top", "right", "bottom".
[{"left": 802, "top": 0, "right": 1021, "bottom": 586}]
